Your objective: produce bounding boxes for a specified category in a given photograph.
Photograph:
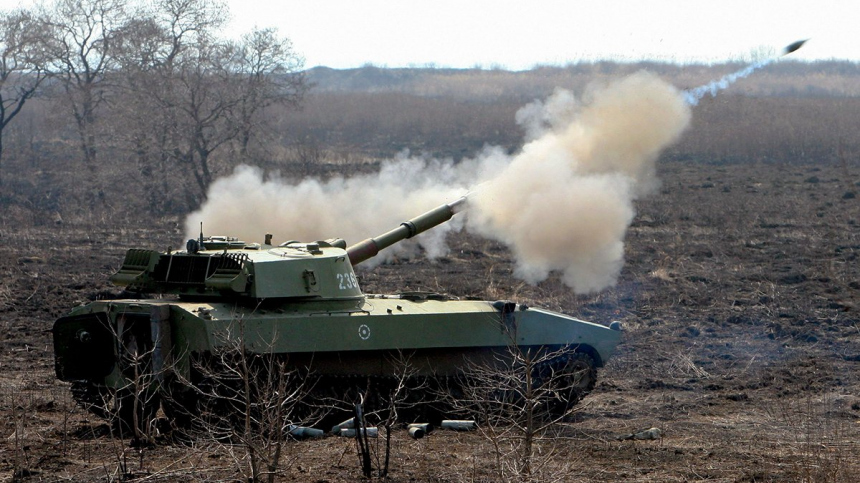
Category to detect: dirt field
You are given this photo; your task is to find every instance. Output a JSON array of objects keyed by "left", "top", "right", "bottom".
[{"left": 1, "top": 159, "right": 859, "bottom": 482}]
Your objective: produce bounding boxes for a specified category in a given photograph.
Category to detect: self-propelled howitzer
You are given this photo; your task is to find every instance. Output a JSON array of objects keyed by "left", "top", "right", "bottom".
[{"left": 53, "top": 196, "right": 622, "bottom": 431}]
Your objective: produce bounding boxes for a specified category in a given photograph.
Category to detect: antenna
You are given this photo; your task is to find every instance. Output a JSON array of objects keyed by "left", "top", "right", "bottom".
[{"left": 199, "top": 222, "right": 204, "bottom": 246}]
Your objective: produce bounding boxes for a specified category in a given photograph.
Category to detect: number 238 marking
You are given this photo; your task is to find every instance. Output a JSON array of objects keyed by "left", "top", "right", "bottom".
[{"left": 337, "top": 272, "right": 359, "bottom": 290}]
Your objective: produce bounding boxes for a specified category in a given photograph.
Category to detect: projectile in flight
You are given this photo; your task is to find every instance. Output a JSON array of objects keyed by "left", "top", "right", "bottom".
[{"left": 783, "top": 39, "right": 808, "bottom": 55}]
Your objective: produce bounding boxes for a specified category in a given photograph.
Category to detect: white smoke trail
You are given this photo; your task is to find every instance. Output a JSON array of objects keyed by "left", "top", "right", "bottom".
[
  {"left": 186, "top": 71, "right": 691, "bottom": 293},
  {"left": 683, "top": 59, "right": 774, "bottom": 105}
]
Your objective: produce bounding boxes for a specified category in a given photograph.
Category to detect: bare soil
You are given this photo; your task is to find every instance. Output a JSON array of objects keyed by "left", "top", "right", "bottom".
[{"left": 1, "top": 159, "right": 859, "bottom": 482}]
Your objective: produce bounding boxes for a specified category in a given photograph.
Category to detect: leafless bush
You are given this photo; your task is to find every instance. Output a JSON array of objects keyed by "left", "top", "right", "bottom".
[
  {"left": 341, "top": 352, "right": 421, "bottom": 479},
  {"left": 0, "top": 383, "right": 80, "bottom": 480},
  {"left": 163, "top": 317, "right": 315, "bottom": 483},
  {"left": 448, "top": 330, "right": 596, "bottom": 482},
  {"left": 60, "top": 315, "right": 167, "bottom": 478},
  {"left": 763, "top": 392, "right": 859, "bottom": 482}
]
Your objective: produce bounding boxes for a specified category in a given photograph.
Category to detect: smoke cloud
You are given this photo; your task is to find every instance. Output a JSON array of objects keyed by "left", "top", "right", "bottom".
[
  {"left": 469, "top": 71, "right": 690, "bottom": 292},
  {"left": 185, "top": 70, "right": 691, "bottom": 293}
]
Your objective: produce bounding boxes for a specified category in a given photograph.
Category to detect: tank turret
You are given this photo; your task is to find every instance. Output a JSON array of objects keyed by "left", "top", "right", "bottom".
[
  {"left": 108, "top": 197, "right": 468, "bottom": 300},
  {"left": 109, "top": 237, "right": 362, "bottom": 300}
]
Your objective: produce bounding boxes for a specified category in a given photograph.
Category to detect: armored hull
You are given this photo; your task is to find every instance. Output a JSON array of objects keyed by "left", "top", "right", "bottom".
[{"left": 56, "top": 294, "right": 619, "bottom": 378}]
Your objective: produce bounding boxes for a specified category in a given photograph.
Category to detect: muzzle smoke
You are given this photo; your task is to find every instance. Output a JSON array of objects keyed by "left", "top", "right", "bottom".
[
  {"left": 185, "top": 71, "right": 691, "bottom": 293},
  {"left": 469, "top": 72, "right": 690, "bottom": 292}
]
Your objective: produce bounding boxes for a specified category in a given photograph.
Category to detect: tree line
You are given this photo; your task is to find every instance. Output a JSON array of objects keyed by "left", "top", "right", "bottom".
[{"left": 0, "top": 0, "right": 305, "bottom": 215}]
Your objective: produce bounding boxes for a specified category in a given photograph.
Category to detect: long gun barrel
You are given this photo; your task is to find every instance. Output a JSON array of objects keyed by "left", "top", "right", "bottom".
[{"left": 346, "top": 196, "right": 467, "bottom": 266}]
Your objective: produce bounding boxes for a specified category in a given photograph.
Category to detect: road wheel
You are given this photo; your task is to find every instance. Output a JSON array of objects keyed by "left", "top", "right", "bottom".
[{"left": 537, "top": 351, "right": 596, "bottom": 417}]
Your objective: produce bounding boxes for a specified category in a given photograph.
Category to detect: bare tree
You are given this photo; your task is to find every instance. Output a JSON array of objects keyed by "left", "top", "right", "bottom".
[
  {"left": 109, "top": 0, "right": 229, "bottom": 207},
  {"left": 229, "top": 27, "right": 307, "bottom": 163},
  {"left": 38, "top": 0, "right": 127, "bottom": 172},
  {"left": 0, "top": 8, "right": 50, "bottom": 189},
  {"left": 111, "top": 0, "right": 305, "bottom": 208},
  {"left": 109, "top": 6, "right": 189, "bottom": 212}
]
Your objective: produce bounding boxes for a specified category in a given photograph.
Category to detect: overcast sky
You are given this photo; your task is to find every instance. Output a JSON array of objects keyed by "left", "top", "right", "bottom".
[
  {"left": 2, "top": 0, "right": 855, "bottom": 69},
  {"left": 222, "top": 0, "right": 853, "bottom": 69}
]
